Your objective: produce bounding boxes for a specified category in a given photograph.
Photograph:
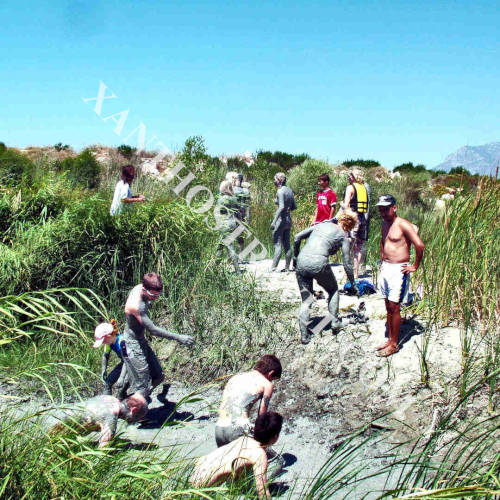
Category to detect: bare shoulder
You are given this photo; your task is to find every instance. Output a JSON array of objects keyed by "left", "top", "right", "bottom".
[{"left": 397, "top": 217, "right": 417, "bottom": 233}]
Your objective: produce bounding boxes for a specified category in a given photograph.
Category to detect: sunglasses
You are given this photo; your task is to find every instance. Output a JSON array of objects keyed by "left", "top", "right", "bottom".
[{"left": 144, "top": 288, "right": 162, "bottom": 297}]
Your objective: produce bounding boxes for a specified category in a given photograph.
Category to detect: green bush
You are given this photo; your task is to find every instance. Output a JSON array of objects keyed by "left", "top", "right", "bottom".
[
  {"left": 60, "top": 149, "right": 101, "bottom": 189},
  {"left": 116, "top": 144, "right": 136, "bottom": 159},
  {"left": 0, "top": 148, "right": 36, "bottom": 187},
  {"left": 287, "top": 158, "right": 334, "bottom": 198}
]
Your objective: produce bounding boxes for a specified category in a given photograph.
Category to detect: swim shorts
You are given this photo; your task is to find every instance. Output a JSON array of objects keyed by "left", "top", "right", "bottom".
[{"left": 378, "top": 261, "right": 410, "bottom": 303}]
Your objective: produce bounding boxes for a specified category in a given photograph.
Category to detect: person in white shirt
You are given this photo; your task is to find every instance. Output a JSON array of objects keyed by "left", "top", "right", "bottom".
[{"left": 110, "top": 165, "right": 145, "bottom": 216}]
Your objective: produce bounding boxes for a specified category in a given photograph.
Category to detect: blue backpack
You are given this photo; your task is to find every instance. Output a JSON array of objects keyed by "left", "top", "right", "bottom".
[{"left": 344, "top": 279, "right": 376, "bottom": 296}]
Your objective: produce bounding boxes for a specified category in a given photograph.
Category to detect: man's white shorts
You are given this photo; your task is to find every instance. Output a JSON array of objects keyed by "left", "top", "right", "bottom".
[{"left": 378, "top": 261, "right": 410, "bottom": 304}]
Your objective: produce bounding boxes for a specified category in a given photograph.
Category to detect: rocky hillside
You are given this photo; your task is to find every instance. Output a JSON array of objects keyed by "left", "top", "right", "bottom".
[{"left": 434, "top": 141, "right": 500, "bottom": 175}]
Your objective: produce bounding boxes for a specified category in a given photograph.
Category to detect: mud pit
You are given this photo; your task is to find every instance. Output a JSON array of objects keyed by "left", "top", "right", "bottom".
[
  {"left": 116, "top": 260, "right": 465, "bottom": 497},
  {"left": 2, "top": 260, "right": 469, "bottom": 497}
]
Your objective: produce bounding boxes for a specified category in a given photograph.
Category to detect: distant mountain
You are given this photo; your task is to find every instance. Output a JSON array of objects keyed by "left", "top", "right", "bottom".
[{"left": 434, "top": 142, "right": 500, "bottom": 176}]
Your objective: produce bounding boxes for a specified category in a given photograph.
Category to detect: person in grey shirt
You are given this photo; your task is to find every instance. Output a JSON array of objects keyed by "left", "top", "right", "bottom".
[
  {"left": 49, "top": 394, "right": 147, "bottom": 447},
  {"left": 270, "top": 172, "right": 297, "bottom": 272},
  {"left": 116, "top": 273, "right": 194, "bottom": 400},
  {"left": 293, "top": 210, "right": 359, "bottom": 344}
]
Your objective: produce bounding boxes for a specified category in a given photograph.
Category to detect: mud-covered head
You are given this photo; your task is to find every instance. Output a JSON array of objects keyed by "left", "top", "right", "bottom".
[
  {"left": 121, "top": 393, "right": 148, "bottom": 423},
  {"left": 274, "top": 172, "right": 286, "bottom": 187},
  {"left": 337, "top": 209, "right": 358, "bottom": 232},
  {"left": 254, "top": 411, "right": 283, "bottom": 445},
  {"left": 255, "top": 354, "right": 282, "bottom": 380},
  {"left": 142, "top": 272, "right": 163, "bottom": 301},
  {"left": 225, "top": 171, "right": 238, "bottom": 185},
  {"left": 219, "top": 180, "right": 234, "bottom": 196},
  {"left": 121, "top": 164, "right": 135, "bottom": 184}
]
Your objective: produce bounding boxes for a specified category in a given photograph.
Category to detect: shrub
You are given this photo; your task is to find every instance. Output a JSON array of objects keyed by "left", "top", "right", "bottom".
[
  {"left": 54, "top": 142, "right": 70, "bottom": 152},
  {"left": 116, "top": 144, "right": 136, "bottom": 159},
  {"left": 0, "top": 148, "right": 36, "bottom": 187},
  {"left": 343, "top": 158, "right": 380, "bottom": 168},
  {"left": 287, "top": 158, "right": 335, "bottom": 198},
  {"left": 60, "top": 149, "right": 101, "bottom": 189}
]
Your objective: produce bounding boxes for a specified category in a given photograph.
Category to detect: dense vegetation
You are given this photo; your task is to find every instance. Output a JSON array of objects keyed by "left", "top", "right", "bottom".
[{"left": 0, "top": 140, "right": 498, "bottom": 499}]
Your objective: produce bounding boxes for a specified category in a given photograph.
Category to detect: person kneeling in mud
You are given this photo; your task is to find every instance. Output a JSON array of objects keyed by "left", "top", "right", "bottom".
[
  {"left": 116, "top": 273, "right": 194, "bottom": 401},
  {"left": 293, "top": 210, "right": 359, "bottom": 344},
  {"left": 191, "top": 412, "right": 283, "bottom": 500},
  {"left": 49, "top": 393, "right": 147, "bottom": 448},
  {"left": 215, "top": 355, "right": 282, "bottom": 447}
]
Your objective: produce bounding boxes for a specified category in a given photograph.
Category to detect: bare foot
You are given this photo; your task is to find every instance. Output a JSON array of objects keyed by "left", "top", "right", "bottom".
[
  {"left": 376, "top": 345, "right": 400, "bottom": 357},
  {"left": 376, "top": 341, "right": 390, "bottom": 351}
]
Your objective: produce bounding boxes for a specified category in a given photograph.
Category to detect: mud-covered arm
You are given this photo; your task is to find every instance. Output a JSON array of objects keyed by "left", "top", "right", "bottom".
[
  {"left": 140, "top": 302, "right": 193, "bottom": 346},
  {"left": 293, "top": 226, "right": 314, "bottom": 259},
  {"left": 341, "top": 236, "right": 356, "bottom": 285},
  {"left": 101, "top": 349, "right": 110, "bottom": 381},
  {"left": 271, "top": 189, "right": 285, "bottom": 228},
  {"left": 259, "top": 382, "right": 274, "bottom": 415},
  {"left": 98, "top": 414, "right": 117, "bottom": 448}
]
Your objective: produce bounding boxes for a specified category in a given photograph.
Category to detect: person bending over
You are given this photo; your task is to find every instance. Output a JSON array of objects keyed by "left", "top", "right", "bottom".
[
  {"left": 49, "top": 393, "right": 147, "bottom": 447},
  {"left": 215, "top": 355, "right": 282, "bottom": 447},
  {"left": 294, "top": 210, "right": 359, "bottom": 344},
  {"left": 191, "top": 412, "right": 283, "bottom": 499},
  {"left": 270, "top": 173, "right": 297, "bottom": 272},
  {"left": 117, "top": 273, "right": 194, "bottom": 400},
  {"left": 376, "top": 195, "right": 424, "bottom": 357}
]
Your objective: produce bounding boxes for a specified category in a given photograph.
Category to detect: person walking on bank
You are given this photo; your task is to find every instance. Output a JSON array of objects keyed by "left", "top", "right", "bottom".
[
  {"left": 342, "top": 168, "right": 371, "bottom": 277},
  {"left": 110, "top": 165, "right": 145, "bottom": 216},
  {"left": 313, "top": 173, "right": 337, "bottom": 224},
  {"left": 293, "top": 211, "right": 359, "bottom": 344},
  {"left": 270, "top": 172, "right": 297, "bottom": 272},
  {"left": 376, "top": 195, "right": 424, "bottom": 357}
]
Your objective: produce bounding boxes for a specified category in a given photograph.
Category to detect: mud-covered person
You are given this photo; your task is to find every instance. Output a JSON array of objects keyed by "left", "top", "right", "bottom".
[
  {"left": 49, "top": 394, "right": 147, "bottom": 447},
  {"left": 215, "top": 179, "right": 241, "bottom": 273},
  {"left": 116, "top": 273, "right": 194, "bottom": 400},
  {"left": 270, "top": 172, "right": 297, "bottom": 272},
  {"left": 191, "top": 412, "right": 283, "bottom": 499},
  {"left": 110, "top": 164, "right": 145, "bottom": 216},
  {"left": 293, "top": 210, "right": 359, "bottom": 344},
  {"left": 376, "top": 195, "right": 425, "bottom": 357},
  {"left": 215, "top": 355, "right": 282, "bottom": 447}
]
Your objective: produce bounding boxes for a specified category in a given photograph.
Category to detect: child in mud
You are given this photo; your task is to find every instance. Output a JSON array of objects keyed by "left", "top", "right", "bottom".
[
  {"left": 191, "top": 412, "right": 283, "bottom": 499},
  {"left": 49, "top": 394, "right": 147, "bottom": 447},
  {"left": 215, "top": 355, "right": 282, "bottom": 447},
  {"left": 117, "top": 273, "right": 194, "bottom": 400},
  {"left": 93, "top": 320, "right": 127, "bottom": 396}
]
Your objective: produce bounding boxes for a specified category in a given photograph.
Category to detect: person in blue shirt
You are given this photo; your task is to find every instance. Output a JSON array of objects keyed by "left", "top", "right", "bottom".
[{"left": 93, "top": 320, "right": 127, "bottom": 395}]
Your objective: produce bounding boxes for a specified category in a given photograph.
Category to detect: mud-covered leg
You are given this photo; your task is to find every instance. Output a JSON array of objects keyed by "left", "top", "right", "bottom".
[
  {"left": 283, "top": 228, "right": 292, "bottom": 271},
  {"left": 316, "top": 265, "right": 341, "bottom": 331},
  {"left": 271, "top": 226, "right": 284, "bottom": 271},
  {"left": 226, "top": 240, "right": 241, "bottom": 273},
  {"left": 296, "top": 272, "right": 314, "bottom": 344}
]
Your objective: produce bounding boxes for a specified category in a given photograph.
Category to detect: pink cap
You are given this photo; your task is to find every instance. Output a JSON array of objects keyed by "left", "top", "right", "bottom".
[{"left": 93, "top": 322, "right": 114, "bottom": 348}]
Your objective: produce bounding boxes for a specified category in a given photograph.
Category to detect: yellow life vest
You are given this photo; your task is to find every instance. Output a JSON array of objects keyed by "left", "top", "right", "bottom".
[{"left": 351, "top": 182, "right": 368, "bottom": 213}]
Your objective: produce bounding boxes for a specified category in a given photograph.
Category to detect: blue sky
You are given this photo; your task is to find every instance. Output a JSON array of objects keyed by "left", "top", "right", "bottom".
[{"left": 1, "top": 0, "right": 498, "bottom": 168}]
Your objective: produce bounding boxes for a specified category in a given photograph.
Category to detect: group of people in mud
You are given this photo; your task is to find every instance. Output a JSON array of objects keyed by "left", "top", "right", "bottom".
[
  {"left": 50, "top": 270, "right": 285, "bottom": 498},
  {"left": 50, "top": 164, "right": 425, "bottom": 498}
]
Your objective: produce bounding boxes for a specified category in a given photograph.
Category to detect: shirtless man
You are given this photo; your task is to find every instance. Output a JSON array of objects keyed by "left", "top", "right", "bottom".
[
  {"left": 376, "top": 195, "right": 425, "bottom": 357},
  {"left": 293, "top": 210, "right": 359, "bottom": 344},
  {"left": 49, "top": 393, "right": 147, "bottom": 447},
  {"left": 215, "top": 355, "right": 282, "bottom": 447},
  {"left": 191, "top": 412, "right": 283, "bottom": 499}
]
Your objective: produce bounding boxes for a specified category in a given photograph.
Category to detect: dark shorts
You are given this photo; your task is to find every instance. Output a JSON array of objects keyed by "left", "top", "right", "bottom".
[
  {"left": 215, "top": 425, "right": 247, "bottom": 447},
  {"left": 353, "top": 213, "right": 369, "bottom": 244}
]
